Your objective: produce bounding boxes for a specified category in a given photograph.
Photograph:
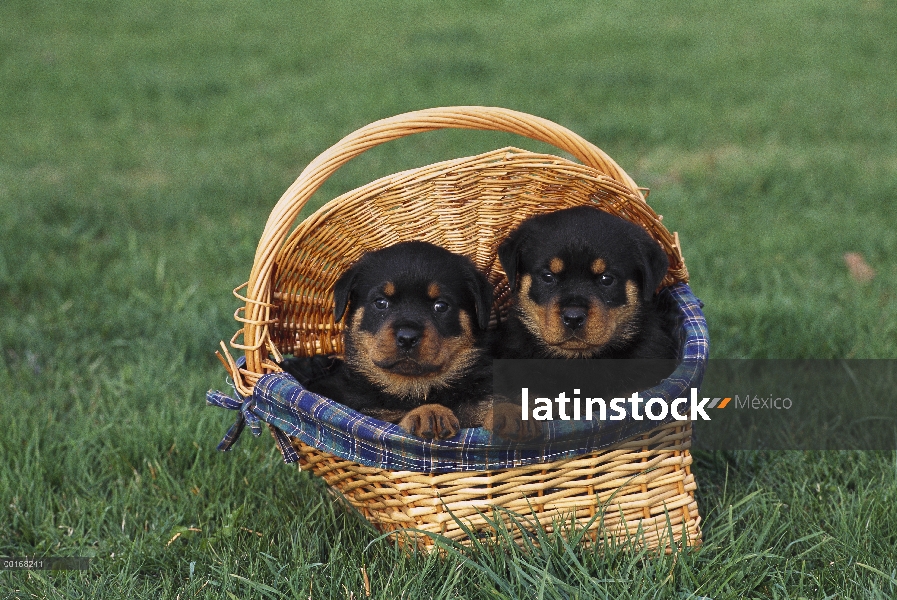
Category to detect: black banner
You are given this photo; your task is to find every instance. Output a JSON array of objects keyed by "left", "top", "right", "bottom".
[{"left": 491, "top": 359, "right": 897, "bottom": 450}]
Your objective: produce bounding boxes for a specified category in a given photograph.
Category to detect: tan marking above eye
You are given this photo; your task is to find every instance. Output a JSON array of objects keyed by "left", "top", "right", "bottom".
[
  {"left": 383, "top": 282, "right": 395, "bottom": 296},
  {"left": 624, "top": 280, "right": 638, "bottom": 305},
  {"left": 591, "top": 258, "right": 606, "bottom": 274},
  {"left": 549, "top": 257, "right": 564, "bottom": 274},
  {"left": 427, "top": 282, "right": 440, "bottom": 299}
]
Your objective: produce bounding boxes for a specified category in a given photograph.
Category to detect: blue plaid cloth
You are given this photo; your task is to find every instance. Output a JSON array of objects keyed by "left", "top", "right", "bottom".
[{"left": 207, "top": 283, "right": 708, "bottom": 473}]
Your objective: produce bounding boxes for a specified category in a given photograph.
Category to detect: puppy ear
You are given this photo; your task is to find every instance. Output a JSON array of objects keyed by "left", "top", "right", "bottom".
[
  {"left": 497, "top": 228, "right": 524, "bottom": 290},
  {"left": 332, "top": 264, "right": 359, "bottom": 323},
  {"left": 464, "top": 268, "right": 494, "bottom": 331},
  {"left": 635, "top": 235, "right": 670, "bottom": 302}
]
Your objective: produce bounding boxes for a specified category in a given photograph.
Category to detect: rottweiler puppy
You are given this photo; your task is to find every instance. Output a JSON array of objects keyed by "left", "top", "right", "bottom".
[
  {"left": 496, "top": 206, "right": 679, "bottom": 362},
  {"left": 280, "top": 241, "right": 494, "bottom": 440}
]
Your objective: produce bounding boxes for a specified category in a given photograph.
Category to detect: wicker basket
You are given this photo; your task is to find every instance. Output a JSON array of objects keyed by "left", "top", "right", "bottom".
[{"left": 218, "top": 106, "right": 702, "bottom": 551}]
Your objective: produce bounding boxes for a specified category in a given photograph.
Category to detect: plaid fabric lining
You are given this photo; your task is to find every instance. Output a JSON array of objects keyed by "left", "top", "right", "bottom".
[{"left": 207, "top": 283, "right": 708, "bottom": 473}]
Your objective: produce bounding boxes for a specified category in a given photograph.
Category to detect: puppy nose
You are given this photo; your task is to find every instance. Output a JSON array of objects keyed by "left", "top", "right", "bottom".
[
  {"left": 561, "top": 307, "right": 587, "bottom": 331},
  {"left": 395, "top": 328, "right": 420, "bottom": 349}
]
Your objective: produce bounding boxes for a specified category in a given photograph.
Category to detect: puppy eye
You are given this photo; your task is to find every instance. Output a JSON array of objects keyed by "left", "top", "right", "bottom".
[
  {"left": 540, "top": 272, "right": 556, "bottom": 284},
  {"left": 599, "top": 273, "right": 615, "bottom": 286},
  {"left": 373, "top": 298, "right": 389, "bottom": 310},
  {"left": 433, "top": 300, "right": 449, "bottom": 313}
]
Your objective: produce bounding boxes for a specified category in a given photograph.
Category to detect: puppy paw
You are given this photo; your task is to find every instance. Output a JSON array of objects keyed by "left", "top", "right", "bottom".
[
  {"left": 483, "top": 401, "right": 543, "bottom": 442},
  {"left": 399, "top": 404, "right": 460, "bottom": 440}
]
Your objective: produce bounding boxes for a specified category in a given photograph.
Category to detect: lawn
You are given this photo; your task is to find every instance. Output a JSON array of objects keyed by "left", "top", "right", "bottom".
[{"left": 1, "top": 0, "right": 896, "bottom": 597}]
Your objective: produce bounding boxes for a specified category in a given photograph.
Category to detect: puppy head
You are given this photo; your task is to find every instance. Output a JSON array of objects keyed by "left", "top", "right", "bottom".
[
  {"left": 498, "top": 206, "right": 668, "bottom": 358},
  {"left": 332, "top": 241, "right": 492, "bottom": 400}
]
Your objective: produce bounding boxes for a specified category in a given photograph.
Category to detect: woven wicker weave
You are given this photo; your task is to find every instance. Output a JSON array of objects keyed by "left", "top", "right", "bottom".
[
  {"left": 218, "top": 106, "right": 701, "bottom": 551},
  {"left": 289, "top": 422, "right": 698, "bottom": 550}
]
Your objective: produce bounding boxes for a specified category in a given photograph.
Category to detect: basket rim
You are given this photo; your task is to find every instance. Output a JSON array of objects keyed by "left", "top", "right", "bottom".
[{"left": 210, "top": 283, "right": 708, "bottom": 474}]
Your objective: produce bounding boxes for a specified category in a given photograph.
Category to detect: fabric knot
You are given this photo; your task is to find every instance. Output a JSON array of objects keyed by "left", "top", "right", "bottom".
[
  {"left": 206, "top": 389, "right": 263, "bottom": 451},
  {"left": 240, "top": 397, "right": 263, "bottom": 437}
]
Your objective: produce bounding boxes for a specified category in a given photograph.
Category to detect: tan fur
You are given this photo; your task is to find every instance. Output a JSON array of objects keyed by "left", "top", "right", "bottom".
[
  {"left": 549, "top": 257, "right": 564, "bottom": 273},
  {"left": 516, "top": 274, "right": 553, "bottom": 349},
  {"left": 398, "top": 404, "right": 460, "bottom": 438},
  {"left": 480, "top": 399, "right": 542, "bottom": 441},
  {"left": 517, "top": 277, "right": 642, "bottom": 358},
  {"left": 427, "top": 282, "right": 440, "bottom": 299},
  {"left": 591, "top": 258, "right": 606, "bottom": 274},
  {"left": 347, "top": 309, "right": 481, "bottom": 400},
  {"left": 604, "top": 280, "right": 641, "bottom": 343},
  {"left": 383, "top": 281, "right": 395, "bottom": 296},
  {"left": 359, "top": 407, "right": 411, "bottom": 423}
]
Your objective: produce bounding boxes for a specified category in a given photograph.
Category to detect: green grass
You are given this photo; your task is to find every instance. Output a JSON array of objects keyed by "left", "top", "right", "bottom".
[{"left": 2, "top": 0, "right": 896, "bottom": 597}]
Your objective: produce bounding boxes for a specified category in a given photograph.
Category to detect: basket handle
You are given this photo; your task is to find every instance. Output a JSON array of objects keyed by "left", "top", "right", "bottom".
[{"left": 239, "top": 106, "right": 643, "bottom": 375}]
